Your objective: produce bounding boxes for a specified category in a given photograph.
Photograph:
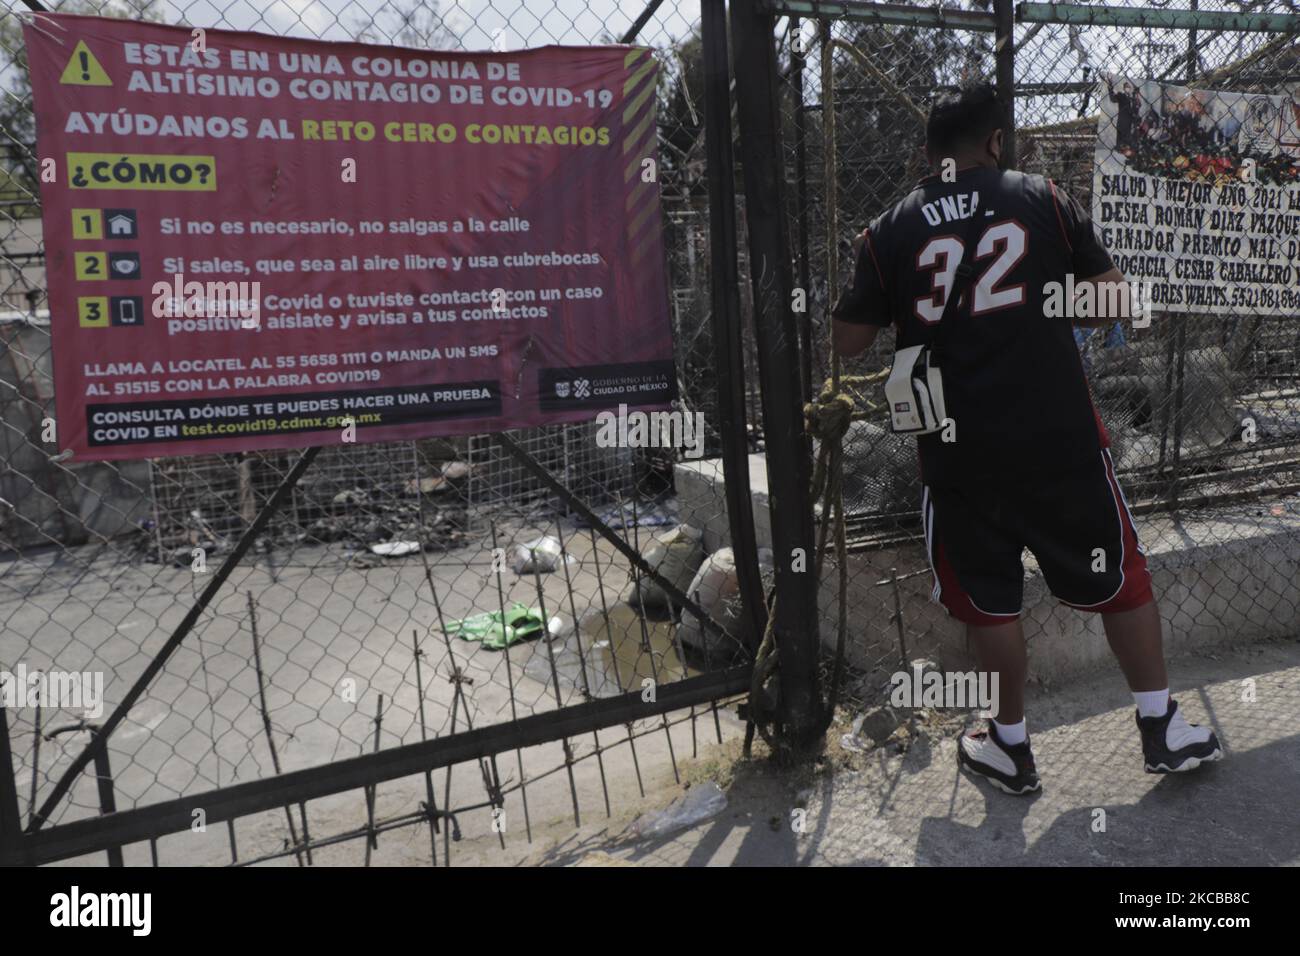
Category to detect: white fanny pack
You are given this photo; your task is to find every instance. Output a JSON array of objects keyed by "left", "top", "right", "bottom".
[{"left": 884, "top": 344, "right": 947, "bottom": 434}]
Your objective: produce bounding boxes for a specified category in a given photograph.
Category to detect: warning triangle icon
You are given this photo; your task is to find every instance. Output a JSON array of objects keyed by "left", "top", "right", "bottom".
[{"left": 59, "top": 41, "right": 112, "bottom": 86}]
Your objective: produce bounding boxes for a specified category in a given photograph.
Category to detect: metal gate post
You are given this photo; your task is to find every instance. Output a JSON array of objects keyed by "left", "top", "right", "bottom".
[
  {"left": 791, "top": 16, "right": 813, "bottom": 404},
  {"left": 994, "top": 0, "right": 1017, "bottom": 167},
  {"left": 89, "top": 729, "right": 124, "bottom": 867},
  {"left": 729, "top": 0, "right": 824, "bottom": 748},
  {"left": 702, "top": 0, "right": 770, "bottom": 650},
  {"left": 0, "top": 707, "right": 26, "bottom": 865}
]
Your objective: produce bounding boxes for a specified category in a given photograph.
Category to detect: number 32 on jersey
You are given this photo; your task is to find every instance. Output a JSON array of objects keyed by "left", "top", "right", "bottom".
[{"left": 914, "top": 220, "right": 1027, "bottom": 324}]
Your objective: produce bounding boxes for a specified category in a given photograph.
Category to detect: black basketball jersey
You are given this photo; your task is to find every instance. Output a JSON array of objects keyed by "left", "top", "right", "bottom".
[{"left": 833, "top": 165, "right": 1116, "bottom": 487}]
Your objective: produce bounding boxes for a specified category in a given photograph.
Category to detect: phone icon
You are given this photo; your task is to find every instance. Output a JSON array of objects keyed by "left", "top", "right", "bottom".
[{"left": 110, "top": 296, "right": 144, "bottom": 326}]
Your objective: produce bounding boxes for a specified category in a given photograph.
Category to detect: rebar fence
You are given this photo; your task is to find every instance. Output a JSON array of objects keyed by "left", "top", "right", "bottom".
[{"left": 0, "top": 0, "right": 755, "bottom": 866}]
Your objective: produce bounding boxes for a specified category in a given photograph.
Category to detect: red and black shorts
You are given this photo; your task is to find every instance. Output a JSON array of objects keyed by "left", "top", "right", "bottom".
[{"left": 922, "top": 449, "right": 1152, "bottom": 625}]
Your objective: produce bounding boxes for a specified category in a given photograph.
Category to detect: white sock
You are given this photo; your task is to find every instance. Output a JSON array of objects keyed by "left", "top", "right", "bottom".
[
  {"left": 1133, "top": 688, "right": 1170, "bottom": 719},
  {"left": 992, "top": 718, "right": 1027, "bottom": 746}
]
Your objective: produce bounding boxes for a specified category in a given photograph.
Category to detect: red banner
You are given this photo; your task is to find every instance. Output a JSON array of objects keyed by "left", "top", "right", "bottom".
[{"left": 24, "top": 14, "right": 675, "bottom": 460}]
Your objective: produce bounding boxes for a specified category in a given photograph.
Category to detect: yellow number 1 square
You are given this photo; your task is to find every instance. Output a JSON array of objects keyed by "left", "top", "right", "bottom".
[{"left": 72, "top": 209, "right": 103, "bottom": 240}]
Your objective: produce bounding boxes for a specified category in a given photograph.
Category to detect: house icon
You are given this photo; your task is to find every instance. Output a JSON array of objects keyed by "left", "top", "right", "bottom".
[{"left": 104, "top": 209, "right": 137, "bottom": 239}]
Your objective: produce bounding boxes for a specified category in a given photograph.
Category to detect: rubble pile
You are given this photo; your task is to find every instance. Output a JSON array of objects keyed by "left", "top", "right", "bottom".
[{"left": 156, "top": 458, "right": 475, "bottom": 565}]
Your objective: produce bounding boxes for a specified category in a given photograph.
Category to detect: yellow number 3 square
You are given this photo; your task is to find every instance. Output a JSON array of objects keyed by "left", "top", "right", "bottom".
[{"left": 78, "top": 296, "right": 109, "bottom": 327}]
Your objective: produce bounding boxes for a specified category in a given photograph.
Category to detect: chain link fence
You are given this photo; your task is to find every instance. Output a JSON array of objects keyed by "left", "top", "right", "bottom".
[
  {"left": 762, "top": 1, "right": 1300, "bottom": 716},
  {"left": 0, "top": 0, "right": 757, "bottom": 865}
]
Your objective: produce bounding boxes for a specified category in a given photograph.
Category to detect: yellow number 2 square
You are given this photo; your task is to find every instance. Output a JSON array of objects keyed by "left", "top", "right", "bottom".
[{"left": 74, "top": 251, "right": 107, "bottom": 280}]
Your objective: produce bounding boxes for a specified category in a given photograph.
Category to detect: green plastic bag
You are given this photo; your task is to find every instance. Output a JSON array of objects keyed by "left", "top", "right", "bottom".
[{"left": 444, "top": 603, "right": 545, "bottom": 650}]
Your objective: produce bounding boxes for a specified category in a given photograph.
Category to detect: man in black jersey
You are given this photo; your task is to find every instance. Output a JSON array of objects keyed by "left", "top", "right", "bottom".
[{"left": 832, "top": 84, "right": 1222, "bottom": 794}]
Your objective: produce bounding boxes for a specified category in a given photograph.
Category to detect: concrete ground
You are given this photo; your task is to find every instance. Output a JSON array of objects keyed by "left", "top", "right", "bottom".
[
  {"left": 7, "top": 527, "right": 1297, "bottom": 866},
  {"left": 526, "top": 640, "right": 1300, "bottom": 867},
  {"left": 26, "top": 637, "right": 1300, "bottom": 867},
  {"left": 79, "top": 700, "right": 745, "bottom": 867},
  {"left": 2, "top": 524, "right": 744, "bottom": 866}
]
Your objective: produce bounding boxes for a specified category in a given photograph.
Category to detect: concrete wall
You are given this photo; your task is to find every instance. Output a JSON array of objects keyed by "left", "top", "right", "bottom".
[
  {"left": 677, "top": 454, "right": 1300, "bottom": 685},
  {"left": 677, "top": 454, "right": 962, "bottom": 677}
]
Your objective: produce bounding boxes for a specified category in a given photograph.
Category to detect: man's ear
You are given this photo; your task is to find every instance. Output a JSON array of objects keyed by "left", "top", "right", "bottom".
[{"left": 989, "top": 128, "right": 1004, "bottom": 166}]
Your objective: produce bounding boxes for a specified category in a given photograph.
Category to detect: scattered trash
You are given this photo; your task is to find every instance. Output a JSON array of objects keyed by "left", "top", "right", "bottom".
[
  {"left": 677, "top": 546, "right": 774, "bottom": 658},
  {"left": 369, "top": 540, "right": 420, "bottom": 557},
  {"left": 403, "top": 476, "right": 447, "bottom": 495},
  {"left": 582, "top": 498, "right": 679, "bottom": 530},
  {"left": 547, "top": 613, "right": 574, "bottom": 641},
  {"left": 303, "top": 498, "right": 467, "bottom": 553},
  {"left": 445, "top": 603, "right": 545, "bottom": 650},
  {"left": 840, "top": 731, "right": 870, "bottom": 754},
  {"left": 632, "top": 781, "right": 727, "bottom": 838},
  {"left": 403, "top": 461, "right": 471, "bottom": 495},
  {"left": 332, "top": 489, "right": 369, "bottom": 506},
  {"left": 841, "top": 706, "right": 902, "bottom": 753},
  {"left": 510, "top": 536, "right": 572, "bottom": 575},
  {"left": 625, "top": 524, "right": 704, "bottom": 611}
]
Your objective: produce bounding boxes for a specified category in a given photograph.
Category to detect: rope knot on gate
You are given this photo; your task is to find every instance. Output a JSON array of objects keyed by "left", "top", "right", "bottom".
[
  {"left": 745, "top": 381, "right": 863, "bottom": 761},
  {"left": 804, "top": 385, "right": 855, "bottom": 444}
]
